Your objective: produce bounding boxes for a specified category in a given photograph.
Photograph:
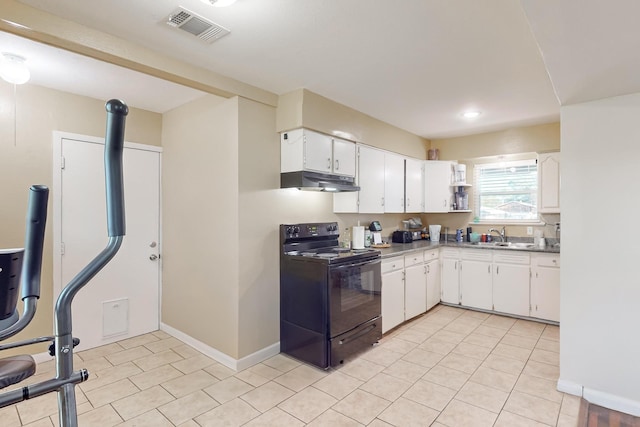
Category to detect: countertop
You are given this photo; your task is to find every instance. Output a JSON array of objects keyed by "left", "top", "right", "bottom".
[{"left": 376, "top": 239, "right": 560, "bottom": 258}]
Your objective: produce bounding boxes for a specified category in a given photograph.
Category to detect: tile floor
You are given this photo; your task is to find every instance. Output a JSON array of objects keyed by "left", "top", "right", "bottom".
[{"left": 0, "top": 305, "right": 579, "bottom": 426}]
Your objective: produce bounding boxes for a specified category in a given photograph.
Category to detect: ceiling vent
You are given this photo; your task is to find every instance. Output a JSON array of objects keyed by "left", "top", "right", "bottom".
[{"left": 165, "top": 7, "right": 230, "bottom": 44}]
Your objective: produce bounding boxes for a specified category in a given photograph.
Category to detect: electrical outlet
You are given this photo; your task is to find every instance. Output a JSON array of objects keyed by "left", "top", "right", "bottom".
[{"left": 526, "top": 226, "right": 533, "bottom": 235}]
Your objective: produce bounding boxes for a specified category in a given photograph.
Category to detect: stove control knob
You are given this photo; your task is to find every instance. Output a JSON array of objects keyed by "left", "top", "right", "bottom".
[
  {"left": 286, "top": 226, "right": 294, "bottom": 236},
  {"left": 293, "top": 226, "right": 300, "bottom": 234}
]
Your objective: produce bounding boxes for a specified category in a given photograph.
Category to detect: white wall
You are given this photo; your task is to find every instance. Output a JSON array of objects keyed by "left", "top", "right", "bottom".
[{"left": 560, "top": 92, "right": 640, "bottom": 415}]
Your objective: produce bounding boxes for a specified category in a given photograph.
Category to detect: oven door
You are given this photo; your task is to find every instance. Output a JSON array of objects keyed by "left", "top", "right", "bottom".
[{"left": 329, "top": 257, "right": 381, "bottom": 338}]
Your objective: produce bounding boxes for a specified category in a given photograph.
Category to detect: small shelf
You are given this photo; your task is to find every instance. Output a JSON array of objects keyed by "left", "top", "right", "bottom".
[
  {"left": 451, "top": 182, "right": 472, "bottom": 187},
  {"left": 449, "top": 210, "right": 472, "bottom": 213}
]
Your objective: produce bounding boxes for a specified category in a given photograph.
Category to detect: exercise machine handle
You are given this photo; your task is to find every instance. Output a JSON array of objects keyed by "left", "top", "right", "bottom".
[
  {"left": 21, "top": 185, "right": 49, "bottom": 299},
  {"left": 104, "top": 99, "right": 128, "bottom": 238}
]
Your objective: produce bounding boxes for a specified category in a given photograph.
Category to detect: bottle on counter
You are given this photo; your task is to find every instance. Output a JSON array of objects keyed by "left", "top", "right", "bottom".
[
  {"left": 342, "top": 227, "right": 351, "bottom": 249},
  {"left": 364, "top": 230, "right": 372, "bottom": 247}
]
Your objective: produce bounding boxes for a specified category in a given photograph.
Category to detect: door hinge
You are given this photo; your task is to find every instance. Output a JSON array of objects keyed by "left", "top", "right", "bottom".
[
  {"left": 61, "top": 156, "right": 66, "bottom": 170},
  {"left": 60, "top": 242, "right": 65, "bottom": 255}
]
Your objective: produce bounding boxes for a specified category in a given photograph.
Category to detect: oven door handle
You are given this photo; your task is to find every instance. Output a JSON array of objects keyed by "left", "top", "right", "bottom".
[{"left": 331, "top": 258, "right": 381, "bottom": 270}]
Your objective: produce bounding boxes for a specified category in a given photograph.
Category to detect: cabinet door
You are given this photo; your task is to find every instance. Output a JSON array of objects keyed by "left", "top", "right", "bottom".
[
  {"left": 441, "top": 257, "right": 459, "bottom": 304},
  {"left": 382, "top": 269, "right": 405, "bottom": 333},
  {"left": 303, "top": 129, "right": 333, "bottom": 173},
  {"left": 332, "top": 137, "right": 356, "bottom": 177},
  {"left": 424, "top": 161, "right": 452, "bottom": 213},
  {"left": 460, "top": 259, "right": 492, "bottom": 310},
  {"left": 405, "top": 158, "right": 424, "bottom": 213},
  {"left": 404, "top": 263, "right": 427, "bottom": 320},
  {"left": 358, "top": 146, "right": 385, "bottom": 213},
  {"left": 538, "top": 152, "right": 560, "bottom": 213},
  {"left": 493, "top": 263, "right": 530, "bottom": 316},
  {"left": 532, "top": 265, "right": 560, "bottom": 322},
  {"left": 426, "top": 259, "right": 441, "bottom": 311},
  {"left": 384, "top": 152, "right": 405, "bottom": 213}
]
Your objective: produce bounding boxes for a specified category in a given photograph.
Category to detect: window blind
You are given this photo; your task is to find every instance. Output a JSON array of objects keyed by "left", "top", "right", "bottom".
[{"left": 473, "top": 159, "right": 538, "bottom": 221}]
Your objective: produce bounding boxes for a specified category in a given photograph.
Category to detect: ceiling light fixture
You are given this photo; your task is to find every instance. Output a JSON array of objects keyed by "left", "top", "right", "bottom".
[
  {"left": 0, "top": 53, "right": 30, "bottom": 85},
  {"left": 461, "top": 110, "right": 481, "bottom": 119},
  {"left": 200, "top": 0, "right": 237, "bottom": 7}
]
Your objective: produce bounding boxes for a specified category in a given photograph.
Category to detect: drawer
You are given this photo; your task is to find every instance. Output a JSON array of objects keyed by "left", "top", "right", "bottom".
[
  {"left": 404, "top": 252, "right": 423, "bottom": 267},
  {"left": 423, "top": 249, "right": 439, "bottom": 262},
  {"left": 534, "top": 254, "right": 560, "bottom": 268},
  {"left": 461, "top": 248, "right": 492, "bottom": 262},
  {"left": 493, "top": 252, "right": 530, "bottom": 265},
  {"left": 440, "top": 248, "right": 460, "bottom": 259},
  {"left": 382, "top": 257, "right": 405, "bottom": 274}
]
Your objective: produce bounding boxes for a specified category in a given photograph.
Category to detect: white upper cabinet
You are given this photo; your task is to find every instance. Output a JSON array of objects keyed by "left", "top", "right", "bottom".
[
  {"left": 424, "top": 161, "right": 452, "bottom": 213},
  {"left": 357, "top": 145, "right": 386, "bottom": 213},
  {"left": 384, "top": 152, "right": 405, "bottom": 213},
  {"left": 405, "top": 158, "right": 424, "bottom": 213},
  {"left": 538, "top": 151, "right": 560, "bottom": 213},
  {"left": 332, "top": 137, "right": 357, "bottom": 177},
  {"left": 281, "top": 128, "right": 356, "bottom": 177}
]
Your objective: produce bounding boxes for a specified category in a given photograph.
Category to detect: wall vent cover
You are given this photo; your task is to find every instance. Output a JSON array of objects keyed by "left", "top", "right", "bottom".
[{"left": 165, "top": 7, "right": 230, "bottom": 44}]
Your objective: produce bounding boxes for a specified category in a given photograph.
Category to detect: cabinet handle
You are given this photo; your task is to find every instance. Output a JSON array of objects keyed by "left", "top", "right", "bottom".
[
  {"left": 335, "top": 158, "right": 340, "bottom": 170},
  {"left": 496, "top": 266, "right": 499, "bottom": 275},
  {"left": 427, "top": 265, "right": 430, "bottom": 273},
  {"left": 381, "top": 197, "right": 385, "bottom": 207},
  {"left": 488, "top": 265, "right": 491, "bottom": 274},
  {"left": 407, "top": 198, "right": 410, "bottom": 207},
  {"left": 402, "top": 198, "right": 404, "bottom": 207},
  {"left": 443, "top": 199, "right": 447, "bottom": 208}
]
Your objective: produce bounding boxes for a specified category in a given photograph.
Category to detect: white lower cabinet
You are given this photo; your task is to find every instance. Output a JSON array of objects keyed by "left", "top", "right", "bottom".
[
  {"left": 439, "top": 247, "right": 560, "bottom": 323},
  {"left": 459, "top": 249, "right": 493, "bottom": 310},
  {"left": 493, "top": 252, "right": 531, "bottom": 317},
  {"left": 425, "top": 249, "right": 441, "bottom": 311},
  {"left": 440, "top": 248, "right": 460, "bottom": 304},
  {"left": 404, "top": 253, "right": 426, "bottom": 321},
  {"left": 381, "top": 257, "right": 405, "bottom": 333},
  {"left": 531, "top": 254, "right": 560, "bottom": 322}
]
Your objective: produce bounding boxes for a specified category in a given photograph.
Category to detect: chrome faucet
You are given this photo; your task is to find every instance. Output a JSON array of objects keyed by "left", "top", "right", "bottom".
[{"left": 488, "top": 226, "right": 506, "bottom": 242}]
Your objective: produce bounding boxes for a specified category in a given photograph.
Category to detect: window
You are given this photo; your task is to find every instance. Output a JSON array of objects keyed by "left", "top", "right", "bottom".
[{"left": 473, "top": 159, "right": 538, "bottom": 221}]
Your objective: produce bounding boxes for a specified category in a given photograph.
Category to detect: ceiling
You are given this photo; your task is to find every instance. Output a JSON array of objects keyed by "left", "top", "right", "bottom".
[{"left": 6, "top": 1, "right": 640, "bottom": 140}]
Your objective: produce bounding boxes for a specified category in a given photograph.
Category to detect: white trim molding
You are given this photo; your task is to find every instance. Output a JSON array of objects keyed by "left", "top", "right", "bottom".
[
  {"left": 160, "top": 322, "right": 280, "bottom": 371},
  {"left": 583, "top": 387, "right": 640, "bottom": 417},
  {"left": 558, "top": 379, "right": 640, "bottom": 416}
]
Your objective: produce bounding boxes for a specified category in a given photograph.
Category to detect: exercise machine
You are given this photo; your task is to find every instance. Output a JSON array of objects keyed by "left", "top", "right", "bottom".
[{"left": 0, "top": 99, "right": 128, "bottom": 426}]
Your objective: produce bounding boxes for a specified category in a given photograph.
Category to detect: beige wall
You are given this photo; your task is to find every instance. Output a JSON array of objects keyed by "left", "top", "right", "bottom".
[
  {"left": 431, "top": 122, "right": 560, "bottom": 160},
  {"left": 277, "top": 89, "right": 429, "bottom": 159},
  {"left": 0, "top": 81, "right": 161, "bottom": 356},
  {"left": 424, "top": 122, "right": 561, "bottom": 238},
  {"left": 161, "top": 94, "right": 240, "bottom": 357}
]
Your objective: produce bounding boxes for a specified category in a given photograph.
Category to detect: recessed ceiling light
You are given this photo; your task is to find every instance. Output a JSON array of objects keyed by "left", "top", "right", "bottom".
[
  {"left": 201, "top": 0, "right": 237, "bottom": 6},
  {"left": 461, "top": 110, "right": 481, "bottom": 119}
]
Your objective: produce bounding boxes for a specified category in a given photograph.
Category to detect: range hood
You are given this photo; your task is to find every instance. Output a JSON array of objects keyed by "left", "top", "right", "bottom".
[{"left": 281, "top": 171, "right": 360, "bottom": 192}]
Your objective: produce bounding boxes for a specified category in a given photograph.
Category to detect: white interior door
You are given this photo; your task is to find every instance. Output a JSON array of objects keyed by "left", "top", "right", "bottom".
[{"left": 54, "top": 134, "right": 161, "bottom": 351}]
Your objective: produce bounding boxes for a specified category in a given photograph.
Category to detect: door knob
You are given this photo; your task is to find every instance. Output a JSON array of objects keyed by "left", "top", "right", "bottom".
[{"left": 149, "top": 254, "right": 158, "bottom": 261}]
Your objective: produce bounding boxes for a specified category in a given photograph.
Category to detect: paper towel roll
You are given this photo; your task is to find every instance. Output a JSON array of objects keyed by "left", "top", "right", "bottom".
[{"left": 352, "top": 226, "right": 365, "bottom": 249}]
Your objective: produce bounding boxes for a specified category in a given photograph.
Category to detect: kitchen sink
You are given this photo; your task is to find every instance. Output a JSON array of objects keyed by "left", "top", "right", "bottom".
[{"left": 469, "top": 241, "right": 535, "bottom": 249}]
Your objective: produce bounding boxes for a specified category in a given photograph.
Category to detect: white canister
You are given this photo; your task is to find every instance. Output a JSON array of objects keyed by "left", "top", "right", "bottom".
[
  {"left": 429, "top": 225, "right": 441, "bottom": 242},
  {"left": 352, "top": 226, "right": 365, "bottom": 249}
]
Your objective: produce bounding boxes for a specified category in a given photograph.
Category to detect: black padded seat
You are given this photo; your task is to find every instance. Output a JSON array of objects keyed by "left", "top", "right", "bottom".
[{"left": 0, "top": 354, "right": 36, "bottom": 389}]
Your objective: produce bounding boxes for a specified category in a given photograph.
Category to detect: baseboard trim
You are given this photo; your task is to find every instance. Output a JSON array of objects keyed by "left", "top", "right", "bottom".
[
  {"left": 160, "top": 322, "right": 280, "bottom": 372},
  {"left": 583, "top": 387, "right": 640, "bottom": 417},
  {"left": 557, "top": 378, "right": 640, "bottom": 416},
  {"left": 557, "top": 379, "right": 583, "bottom": 396},
  {"left": 236, "top": 342, "right": 280, "bottom": 372}
]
